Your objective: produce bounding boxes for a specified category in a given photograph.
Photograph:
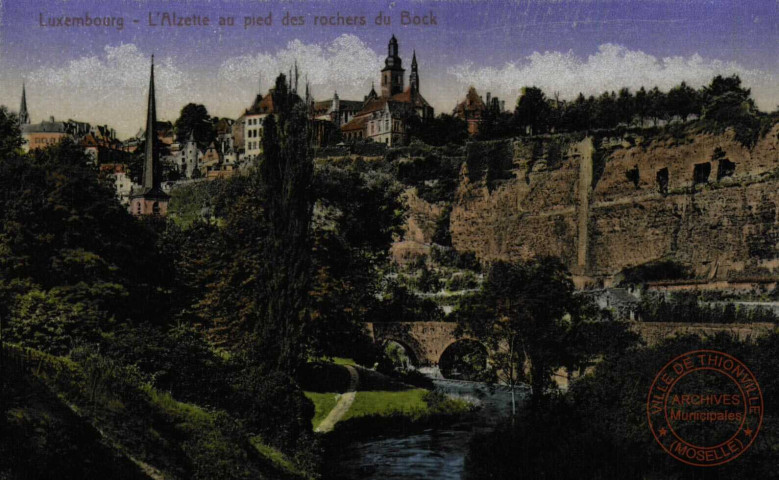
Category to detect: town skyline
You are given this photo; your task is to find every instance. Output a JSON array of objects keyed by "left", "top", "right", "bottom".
[{"left": 1, "top": 0, "right": 777, "bottom": 138}]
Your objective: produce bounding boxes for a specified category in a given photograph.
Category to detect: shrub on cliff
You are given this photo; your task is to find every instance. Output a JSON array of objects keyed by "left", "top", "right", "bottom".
[{"left": 617, "top": 259, "right": 691, "bottom": 286}]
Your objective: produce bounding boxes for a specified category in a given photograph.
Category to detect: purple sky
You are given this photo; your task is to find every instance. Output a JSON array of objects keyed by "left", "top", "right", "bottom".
[{"left": 1, "top": 0, "right": 776, "bottom": 137}]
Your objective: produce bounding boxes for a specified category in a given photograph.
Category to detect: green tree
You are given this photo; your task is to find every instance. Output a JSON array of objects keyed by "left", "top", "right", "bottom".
[
  {"left": 666, "top": 81, "right": 701, "bottom": 121},
  {"left": 515, "top": 86, "right": 550, "bottom": 135},
  {"left": 408, "top": 114, "right": 469, "bottom": 146},
  {"left": 256, "top": 74, "right": 314, "bottom": 374},
  {"left": 0, "top": 139, "right": 171, "bottom": 352},
  {"left": 306, "top": 159, "right": 405, "bottom": 360},
  {"left": 616, "top": 87, "right": 634, "bottom": 125},
  {"left": 175, "top": 103, "right": 215, "bottom": 147},
  {"left": 634, "top": 86, "right": 650, "bottom": 126},
  {"left": 0, "top": 106, "right": 24, "bottom": 157},
  {"left": 456, "top": 258, "right": 634, "bottom": 409}
]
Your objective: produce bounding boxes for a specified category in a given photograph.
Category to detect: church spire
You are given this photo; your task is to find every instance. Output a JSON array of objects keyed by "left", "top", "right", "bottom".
[
  {"left": 381, "top": 35, "right": 404, "bottom": 97},
  {"left": 130, "top": 55, "right": 169, "bottom": 217},
  {"left": 19, "top": 83, "right": 29, "bottom": 125},
  {"left": 142, "top": 55, "right": 160, "bottom": 192},
  {"left": 410, "top": 50, "right": 420, "bottom": 95}
]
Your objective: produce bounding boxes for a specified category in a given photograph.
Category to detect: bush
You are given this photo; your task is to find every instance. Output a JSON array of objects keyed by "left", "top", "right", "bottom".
[
  {"left": 617, "top": 259, "right": 691, "bottom": 286},
  {"left": 102, "top": 324, "right": 235, "bottom": 406},
  {"left": 235, "top": 370, "right": 314, "bottom": 453}
]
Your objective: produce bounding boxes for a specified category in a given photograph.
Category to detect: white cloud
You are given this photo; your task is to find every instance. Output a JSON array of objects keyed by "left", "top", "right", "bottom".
[
  {"left": 448, "top": 44, "right": 777, "bottom": 110},
  {"left": 218, "top": 34, "right": 382, "bottom": 94},
  {"left": 25, "top": 44, "right": 190, "bottom": 136},
  {"left": 8, "top": 40, "right": 777, "bottom": 139}
]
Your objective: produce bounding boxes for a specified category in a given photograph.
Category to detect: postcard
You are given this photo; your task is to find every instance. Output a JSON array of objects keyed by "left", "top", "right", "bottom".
[{"left": 0, "top": 0, "right": 776, "bottom": 478}]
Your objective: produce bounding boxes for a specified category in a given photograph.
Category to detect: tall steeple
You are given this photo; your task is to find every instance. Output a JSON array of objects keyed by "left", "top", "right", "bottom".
[
  {"left": 130, "top": 55, "right": 170, "bottom": 217},
  {"left": 19, "top": 83, "right": 29, "bottom": 125},
  {"left": 410, "top": 50, "right": 420, "bottom": 95},
  {"left": 381, "top": 35, "right": 404, "bottom": 97},
  {"left": 142, "top": 55, "right": 160, "bottom": 192}
]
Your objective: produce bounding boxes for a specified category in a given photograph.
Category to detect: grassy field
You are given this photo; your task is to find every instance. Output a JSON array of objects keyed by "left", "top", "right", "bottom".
[
  {"left": 330, "top": 357, "right": 358, "bottom": 366},
  {"left": 304, "top": 392, "right": 339, "bottom": 429},
  {"left": 342, "top": 389, "right": 430, "bottom": 421}
]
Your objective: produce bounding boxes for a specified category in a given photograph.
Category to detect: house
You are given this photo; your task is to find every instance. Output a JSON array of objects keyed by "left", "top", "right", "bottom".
[{"left": 453, "top": 87, "right": 506, "bottom": 136}]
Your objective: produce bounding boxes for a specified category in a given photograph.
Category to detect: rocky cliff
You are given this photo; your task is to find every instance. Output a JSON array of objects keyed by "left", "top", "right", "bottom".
[{"left": 407, "top": 124, "right": 779, "bottom": 285}]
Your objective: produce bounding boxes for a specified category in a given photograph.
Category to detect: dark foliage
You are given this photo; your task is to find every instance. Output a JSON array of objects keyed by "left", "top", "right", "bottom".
[
  {"left": 408, "top": 114, "right": 469, "bottom": 146},
  {"left": 235, "top": 370, "right": 315, "bottom": 453},
  {"left": 466, "top": 334, "right": 779, "bottom": 479},
  {"left": 174, "top": 103, "right": 216, "bottom": 147},
  {"left": 0, "top": 140, "right": 172, "bottom": 353},
  {"left": 455, "top": 258, "right": 638, "bottom": 407},
  {"left": 0, "top": 106, "right": 24, "bottom": 157},
  {"left": 638, "top": 293, "right": 778, "bottom": 324},
  {"left": 618, "top": 259, "right": 692, "bottom": 286}
]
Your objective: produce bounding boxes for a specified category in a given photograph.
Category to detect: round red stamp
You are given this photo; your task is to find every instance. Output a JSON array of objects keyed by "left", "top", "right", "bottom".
[{"left": 646, "top": 349, "right": 763, "bottom": 467}]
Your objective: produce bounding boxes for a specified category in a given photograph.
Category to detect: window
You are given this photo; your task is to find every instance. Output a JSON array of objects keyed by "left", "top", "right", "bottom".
[
  {"left": 693, "top": 163, "right": 711, "bottom": 185},
  {"left": 656, "top": 168, "right": 669, "bottom": 194}
]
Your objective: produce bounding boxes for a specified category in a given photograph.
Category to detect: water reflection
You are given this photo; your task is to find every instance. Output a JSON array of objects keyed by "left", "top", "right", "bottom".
[{"left": 327, "top": 380, "right": 529, "bottom": 480}]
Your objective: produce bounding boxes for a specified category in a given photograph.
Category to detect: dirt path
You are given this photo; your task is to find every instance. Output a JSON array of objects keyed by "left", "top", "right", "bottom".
[{"left": 314, "top": 365, "right": 359, "bottom": 433}]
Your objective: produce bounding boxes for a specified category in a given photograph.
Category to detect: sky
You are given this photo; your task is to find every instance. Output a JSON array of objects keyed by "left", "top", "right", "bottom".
[{"left": 0, "top": 0, "right": 776, "bottom": 138}]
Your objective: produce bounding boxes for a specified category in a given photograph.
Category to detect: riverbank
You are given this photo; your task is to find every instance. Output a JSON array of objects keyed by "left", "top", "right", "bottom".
[
  {"left": 300, "top": 360, "right": 474, "bottom": 438},
  {"left": 322, "top": 378, "right": 528, "bottom": 480}
]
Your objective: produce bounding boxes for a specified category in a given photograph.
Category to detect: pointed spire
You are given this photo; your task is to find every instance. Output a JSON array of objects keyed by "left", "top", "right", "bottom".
[
  {"left": 142, "top": 55, "right": 160, "bottom": 192},
  {"left": 19, "top": 83, "right": 29, "bottom": 125},
  {"left": 410, "top": 50, "right": 420, "bottom": 94}
]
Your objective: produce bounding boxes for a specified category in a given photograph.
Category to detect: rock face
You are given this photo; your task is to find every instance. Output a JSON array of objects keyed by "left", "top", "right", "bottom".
[{"left": 448, "top": 125, "right": 779, "bottom": 285}]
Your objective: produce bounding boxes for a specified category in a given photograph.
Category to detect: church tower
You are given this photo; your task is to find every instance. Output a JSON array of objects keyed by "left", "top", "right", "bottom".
[
  {"left": 130, "top": 56, "right": 169, "bottom": 217},
  {"left": 409, "top": 50, "right": 420, "bottom": 96},
  {"left": 381, "top": 35, "right": 404, "bottom": 97},
  {"left": 19, "top": 84, "right": 30, "bottom": 125}
]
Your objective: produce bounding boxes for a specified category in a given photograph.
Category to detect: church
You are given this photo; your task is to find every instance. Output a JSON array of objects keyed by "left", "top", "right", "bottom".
[
  {"left": 129, "top": 56, "right": 170, "bottom": 217},
  {"left": 341, "top": 36, "right": 434, "bottom": 146}
]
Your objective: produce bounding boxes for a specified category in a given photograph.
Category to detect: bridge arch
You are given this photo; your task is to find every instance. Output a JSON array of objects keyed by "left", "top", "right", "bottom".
[
  {"left": 365, "top": 321, "right": 494, "bottom": 367},
  {"left": 380, "top": 337, "right": 423, "bottom": 368},
  {"left": 438, "top": 338, "right": 491, "bottom": 380}
]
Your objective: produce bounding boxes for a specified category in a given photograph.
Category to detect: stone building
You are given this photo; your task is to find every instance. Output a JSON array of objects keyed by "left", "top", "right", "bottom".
[
  {"left": 129, "top": 56, "right": 170, "bottom": 217},
  {"left": 235, "top": 85, "right": 277, "bottom": 161},
  {"left": 453, "top": 87, "right": 506, "bottom": 136},
  {"left": 341, "top": 36, "right": 434, "bottom": 146},
  {"left": 21, "top": 118, "right": 69, "bottom": 152},
  {"left": 181, "top": 131, "right": 201, "bottom": 178},
  {"left": 100, "top": 163, "right": 134, "bottom": 205},
  {"left": 313, "top": 91, "right": 363, "bottom": 128}
]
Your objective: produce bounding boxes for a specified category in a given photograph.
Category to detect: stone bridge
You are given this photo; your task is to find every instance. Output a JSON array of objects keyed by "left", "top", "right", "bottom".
[
  {"left": 364, "top": 322, "right": 482, "bottom": 366},
  {"left": 364, "top": 321, "right": 776, "bottom": 367}
]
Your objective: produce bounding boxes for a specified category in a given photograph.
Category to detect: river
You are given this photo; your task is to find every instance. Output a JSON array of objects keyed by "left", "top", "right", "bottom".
[{"left": 325, "top": 379, "right": 530, "bottom": 480}]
